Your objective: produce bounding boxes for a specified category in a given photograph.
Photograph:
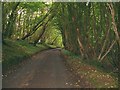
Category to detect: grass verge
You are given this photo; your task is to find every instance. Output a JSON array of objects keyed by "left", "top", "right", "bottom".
[
  {"left": 61, "top": 49, "right": 118, "bottom": 88},
  {"left": 2, "top": 39, "right": 49, "bottom": 73}
]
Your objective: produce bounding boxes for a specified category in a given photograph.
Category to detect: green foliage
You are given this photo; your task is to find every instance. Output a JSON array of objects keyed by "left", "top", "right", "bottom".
[
  {"left": 42, "top": 25, "right": 63, "bottom": 47},
  {"left": 20, "top": 2, "right": 46, "bottom": 11},
  {"left": 63, "top": 49, "right": 81, "bottom": 59}
]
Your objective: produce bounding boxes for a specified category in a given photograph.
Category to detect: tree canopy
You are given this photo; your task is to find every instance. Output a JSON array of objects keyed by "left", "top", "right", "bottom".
[{"left": 2, "top": 2, "right": 119, "bottom": 74}]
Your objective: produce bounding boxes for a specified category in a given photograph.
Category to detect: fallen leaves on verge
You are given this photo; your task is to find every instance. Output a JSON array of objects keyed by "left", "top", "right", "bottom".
[{"left": 64, "top": 55, "right": 118, "bottom": 88}]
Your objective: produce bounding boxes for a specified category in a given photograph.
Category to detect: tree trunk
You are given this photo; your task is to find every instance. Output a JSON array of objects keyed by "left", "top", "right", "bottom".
[
  {"left": 5, "top": 2, "right": 20, "bottom": 38},
  {"left": 33, "top": 15, "right": 54, "bottom": 45},
  {"left": 100, "top": 40, "right": 116, "bottom": 61},
  {"left": 33, "top": 24, "right": 47, "bottom": 46},
  {"left": 21, "top": 5, "right": 55, "bottom": 40},
  {"left": 98, "top": 13, "right": 111, "bottom": 60},
  {"left": 108, "top": 3, "right": 120, "bottom": 46},
  {"left": 51, "top": 35, "right": 59, "bottom": 45}
]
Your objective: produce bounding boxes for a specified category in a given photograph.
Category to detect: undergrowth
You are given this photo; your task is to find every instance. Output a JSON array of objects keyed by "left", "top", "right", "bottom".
[{"left": 62, "top": 49, "right": 118, "bottom": 88}]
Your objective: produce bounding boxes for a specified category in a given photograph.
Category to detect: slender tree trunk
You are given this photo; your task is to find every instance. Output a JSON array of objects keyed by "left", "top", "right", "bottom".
[
  {"left": 108, "top": 3, "right": 120, "bottom": 46},
  {"left": 33, "top": 15, "right": 54, "bottom": 45},
  {"left": 98, "top": 14, "right": 110, "bottom": 60},
  {"left": 76, "top": 28, "right": 88, "bottom": 59},
  {"left": 33, "top": 24, "right": 47, "bottom": 46},
  {"left": 21, "top": 6, "right": 55, "bottom": 40},
  {"left": 51, "top": 35, "right": 59, "bottom": 45},
  {"left": 100, "top": 40, "right": 116, "bottom": 61}
]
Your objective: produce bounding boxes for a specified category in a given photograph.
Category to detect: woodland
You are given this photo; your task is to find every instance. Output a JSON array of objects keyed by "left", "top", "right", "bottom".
[{"left": 2, "top": 2, "right": 120, "bottom": 88}]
